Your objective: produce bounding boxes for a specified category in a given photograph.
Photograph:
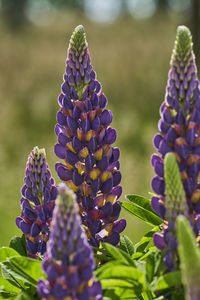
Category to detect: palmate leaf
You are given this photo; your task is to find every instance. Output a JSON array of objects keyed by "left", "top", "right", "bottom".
[{"left": 121, "top": 195, "right": 162, "bottom": 226}]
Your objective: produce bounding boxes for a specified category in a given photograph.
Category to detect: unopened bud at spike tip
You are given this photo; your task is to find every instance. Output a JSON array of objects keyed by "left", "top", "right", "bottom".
[
  {"left": 172, "top": 25, "right": 193, "bottom": 63},
  {"left": 70, "top": 24, "right": 87, "bottom": 52}
]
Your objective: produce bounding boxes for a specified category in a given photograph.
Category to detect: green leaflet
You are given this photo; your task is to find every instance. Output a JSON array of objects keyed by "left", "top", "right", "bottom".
[
  {"left": 101, "top": 243, "right": 136, "bottom": 267},
  {"left": 121, "top": 202, "right": 162, "bottom": 226},
  {"left": 0, "top": 248, "right": 20, "bottom": 263},
  {"left": 135, "top": 226, "right": 159, "bottom": 253},
  {"left": 9, "top": 235, "right": 27, "bottom": 257},
  {"left": 96, "top": 264, "right": 146, "bottom": 288},
  {"left": 0, "top": 276, "right": 21, "bottom": 295},
  {"left": 120, "top": 235, "right": 135, "bottom": 256},
  {"left": 151, "top": 271, "right": 182, "bottom": 291},
  {"left": 1, "top": 256, "right": 45, "bottom": 287},
  {"left": 126, "top": 195, "right": 154, "bottom": 213}
]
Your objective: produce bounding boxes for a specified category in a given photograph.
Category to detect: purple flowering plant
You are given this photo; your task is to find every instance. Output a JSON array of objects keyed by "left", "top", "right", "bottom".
[{"left": 0, "top": 24, "right": 200, "bottom": 300}]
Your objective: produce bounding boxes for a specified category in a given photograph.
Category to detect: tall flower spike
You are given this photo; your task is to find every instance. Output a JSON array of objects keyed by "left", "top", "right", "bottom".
[
  {"left": 151, "top": 26, "right": 200, "bottom": 240},
  {"left": 153, "top": 153, "right": 188, "bottom": 270},
  {"left": 37, "top": 183, "right": 102, "bottom": 300},
  {"left": 16, "top": 147, "right": 57, "bottom": 256},
  {"left": 177, "top": 216, "right": 200, "bottom": 300},
  {"left": 54, "top": 25, "right": 126, "bottom": 247}
]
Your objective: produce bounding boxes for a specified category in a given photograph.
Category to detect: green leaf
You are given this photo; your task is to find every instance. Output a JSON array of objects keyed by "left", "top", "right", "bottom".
[
  {"left": 9, "top": 235, "right": 27, "bottom": 257},
  {"left": 1, "top": 257, "right": 45, "bottom": 287},
  {"left": 126, "top": 195, "right": 155, "bottom": 214},
  {"left": 0, "top": 247, "right": 20, "bottom": 263},
  {"left": 13, "top": 291, "right": 38, "bottom": 300},
  {"left": 103, "top": 288, "right": 137, "bottom": 300},
  {"left": 97, "top": 264, "right": 146, "bottom": 288},
  {"left": 102, "top": 243, "right": 127, "bottom": 264},
  {"left": 121, "top": 202, "right": 162, "bottom": 226},
  {"left": 145, "top": 251, "right": 156, "bottom": 283},
  {"left": 136, "top": 227, "right": 159, "bottom": 253},
  {"left": 101, "top": 279, "right": 134, "bottom": 289},
  {"left": 104, "top": 287, "right": 137, "bottom": 299},
  {"left": 131, "top": 252, "right": 143, "bottom": 260},
  {"left": 0, "top": 277, "right": 21, "bottom": 295},
  {"left": 152, "top": 271, "right": 182, "bottom": 291},
  {"left": 120, "top": 235, "right": 135, "bottom": 256},
  {"left": 102, "top": 243, "right": 135, "bottom": 266}
]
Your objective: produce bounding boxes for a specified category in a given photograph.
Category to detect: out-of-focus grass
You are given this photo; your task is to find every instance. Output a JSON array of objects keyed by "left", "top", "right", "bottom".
[{"left": 0, "top": 9, "right": 186, "bottom": 246}]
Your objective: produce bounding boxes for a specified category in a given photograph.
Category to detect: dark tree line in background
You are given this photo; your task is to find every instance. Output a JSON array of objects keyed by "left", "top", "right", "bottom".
[{"left": 1, "top": 0, "right": 200, "bottom": 69}]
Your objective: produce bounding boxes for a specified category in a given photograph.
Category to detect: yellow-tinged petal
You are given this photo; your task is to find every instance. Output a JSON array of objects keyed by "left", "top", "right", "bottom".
[
  {"left": 90, "top": 168, "right": 100, "bottom": 180},
  {"left": 66, "top": 142, "right": 76, "bottom": 154},
  {"left": 191, "top": 190, "right": 200, "bottom": 203},
  {"left": 100, "top": 171, "right": 112, "bottom": 182},
  {"left": 81, "top": 183, "right": 91, "bottom": 196},
  {"left": 76, "top": 162, "right": 86, "bottom": 175},
  {"left": 65, "top": 161, "right": 74, "bottom": 171},
  {"left": 67, "top": 180, "right": 79, "bottom": 192},
  {"left": 94, "top": 148, "right": 103, "bottom": 160},
  {"left": 85, "top": 130, "right": 95, "bottom": 141},
  {"left": 106, "top": 194, "right": 117, "bottom": 204},
  {"left": 95, "top": 194, "right": 105, "bottom": 207},
  {"left": 77, "top": 128, "right": 84, "bottom": 141},
  {"left": 79, "top": 147, "right": 89, "bottom": 158}
]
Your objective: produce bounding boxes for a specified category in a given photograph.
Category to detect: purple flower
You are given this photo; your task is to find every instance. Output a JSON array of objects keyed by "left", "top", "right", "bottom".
[
  {"left": 151, "top": 26, "right": 200, "bottom": 269},
  {"left": 54, "top": 25, "right": 126, "bottom": 247},
  {"left": 37, "top": 183, "right": 102, "bottom": 300},
  {"left": 16, "top": 147, "right": 57, "bottom": 257}
]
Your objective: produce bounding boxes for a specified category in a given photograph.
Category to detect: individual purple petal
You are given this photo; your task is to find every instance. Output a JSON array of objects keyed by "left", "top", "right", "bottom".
[
  {"left": 66, "top": 150, "right": 78, "bottom": 165},
  {"left": 54, "top": 143, "right": 66, "bottom": 159},
  {"left": 57, "top": 165, "right": 72, "bottom": 181},
  {"left": 67, "top": 115, "right": 78, "bottom": 132},
  {"left": 100, "top": 110, "right": 113, "bottom": 126},
  {"left": 153, "top": 233, "right": 166, "bottom": 250},
  {"left": 57, "top": 111, "right": 67, "bottom": 126},
  {"left": 101, "top": 177, "right": 113, "bottom": 193},
  {"left": 99, "top": 94, "right": 107, "bottom": 109},
  {"left": 105, "top": 128, "right": 117, "bottom": 144},
  {"left": 151, "top": 176, "right": 165, "bottom": 195}
]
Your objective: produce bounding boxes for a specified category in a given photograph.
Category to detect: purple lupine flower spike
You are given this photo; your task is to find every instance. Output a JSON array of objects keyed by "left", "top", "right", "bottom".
[
  {"left": 16, "top": 146, "right": 57, "bottom": 257},
  {"left": 54, "top": 25, "right": 126, "bottom": 247},
  {"left": 37, "top": 183, "right": 102, "bottom": 300},
  {"left": 151, "top": 26, "right": 200, "bottom": 238}
]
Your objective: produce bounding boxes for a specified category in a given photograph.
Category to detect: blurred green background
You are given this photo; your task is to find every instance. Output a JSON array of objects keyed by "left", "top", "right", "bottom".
[{"left": 0, "top": 0, "right": 199, "bottom": 246}]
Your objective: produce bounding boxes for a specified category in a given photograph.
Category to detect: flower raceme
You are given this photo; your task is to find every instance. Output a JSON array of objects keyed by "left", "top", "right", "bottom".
[
  {"left": 16, "top": 147, "right": 57, "bottom": 256},
  {"left": 151, "top": 26, "right": 200, "bottom": 259},
  {"left": 37, "top": 183, "right": 102, "bottom": 300},
  {"left": 54, "top": 25, "right": 126, "bottom": 247}
]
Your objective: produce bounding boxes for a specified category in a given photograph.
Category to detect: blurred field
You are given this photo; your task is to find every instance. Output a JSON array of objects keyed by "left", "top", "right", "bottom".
[{"left": 0, "top": 9, "right": 188, "bottom": 246}]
